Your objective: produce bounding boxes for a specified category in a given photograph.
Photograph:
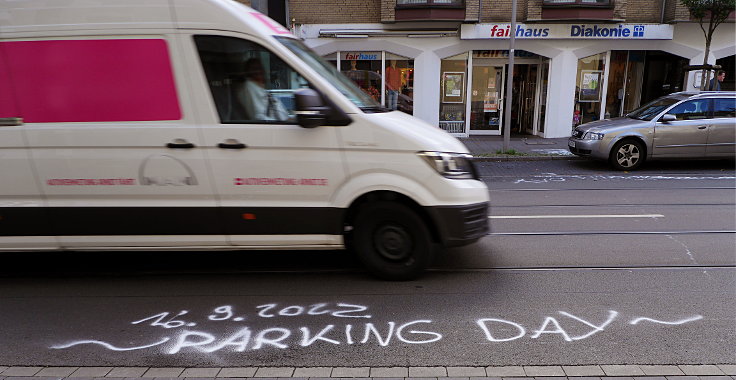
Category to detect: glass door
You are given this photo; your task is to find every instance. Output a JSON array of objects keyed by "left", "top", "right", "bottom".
[
  {"left": 521, "top": 64, "right": 538, "bottom": 134},
  {"left": 469, "top": 64, "right": 504, "bottom": 135}
]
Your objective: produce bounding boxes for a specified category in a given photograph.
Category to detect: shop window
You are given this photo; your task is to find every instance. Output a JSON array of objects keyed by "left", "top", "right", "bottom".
[
  {"left": 439, "top": 53, "right": 468, "bottom": 133},
  {"left": 385, "top": 54, "right": 414, "bottom": 115},
  {"left": 340, "top": 52, "right": 383, "bottom": 103},
  {"left": 574, "top": 53, "right": 606, "bottom": 127},
  {"left": 326, "top": 52, "right": 414, "bottom": 115},
  {"left": 715, "top": 55, "right": 735, "bottom": 91}
]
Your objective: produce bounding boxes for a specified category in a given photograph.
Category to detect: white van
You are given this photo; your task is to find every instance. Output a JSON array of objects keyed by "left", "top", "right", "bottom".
[{"left": 0, "top": 0, "right": 489, "bottom": 280}]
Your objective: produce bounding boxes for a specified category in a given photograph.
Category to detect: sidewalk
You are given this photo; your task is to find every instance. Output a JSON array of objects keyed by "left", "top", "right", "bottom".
[
  {"left": 2, "top": 365, "right": 734, "bottom": 379},
  {"left": 458, "top": 135, "right": 577, "bottom": 160}
]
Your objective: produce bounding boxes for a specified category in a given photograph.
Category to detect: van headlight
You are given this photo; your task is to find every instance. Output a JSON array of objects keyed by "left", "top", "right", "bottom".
[
  {"left": 418, "top": 151, "right": 477, "bottom": 180},
  {"left": 584, "top": 132, "right": 605, "bottom": 140}
]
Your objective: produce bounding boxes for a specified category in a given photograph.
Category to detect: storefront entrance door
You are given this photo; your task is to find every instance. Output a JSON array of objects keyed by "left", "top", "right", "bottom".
[
  {"left": 469, "top": 62, "right": 541, "bottom": 136},
  {"left": 519, "top": 64, "right": 539, "bottom": 134},
  {"left": 469, "top": 64, "right": 504, "bottom": 135}
]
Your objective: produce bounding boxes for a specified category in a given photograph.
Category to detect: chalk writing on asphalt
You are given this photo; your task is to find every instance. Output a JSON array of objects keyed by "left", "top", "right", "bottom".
[
  {"left": 50, "top": 303, "right": 703, "bottom": 354},
  {"left": 514, "top": 172, "right": 736, "bottom": 184}
]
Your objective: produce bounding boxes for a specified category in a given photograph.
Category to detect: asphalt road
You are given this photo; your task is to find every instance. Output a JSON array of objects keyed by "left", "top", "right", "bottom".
[{"left": 0, "top": 158, "right": 733, "bottom": 367}]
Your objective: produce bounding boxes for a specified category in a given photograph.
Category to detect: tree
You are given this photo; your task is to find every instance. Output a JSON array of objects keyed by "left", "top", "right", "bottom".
[{"left": 680, "top": 0, "right": 735, "bottom": 90}]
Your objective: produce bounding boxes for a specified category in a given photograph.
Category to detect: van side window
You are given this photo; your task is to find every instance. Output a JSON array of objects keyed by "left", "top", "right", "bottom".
[
  {"left": 194, "top": 35, "right": 309, "bottom": 124},
  {"left": 666, "top": 99, "right": 710, "bottom": 121},
  {"left": 712, "top": 98, "right": 736, "bottom": 118}
]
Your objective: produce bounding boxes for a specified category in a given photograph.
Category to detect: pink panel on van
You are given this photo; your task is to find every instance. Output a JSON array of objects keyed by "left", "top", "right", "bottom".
[
  {"left": 1, "top": 39, "right": 181, "bottom": 123},
  {"left": 0, "top": 46, "right": 18, "bottom": 118}
]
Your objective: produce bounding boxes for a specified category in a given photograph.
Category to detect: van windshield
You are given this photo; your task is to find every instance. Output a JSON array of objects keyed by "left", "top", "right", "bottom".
[
  {"left": 276, "top": 37, "right": 385, "bottom": 112},
  {"left": 626, "top": 97, "right": 680, "bottom": 121}
]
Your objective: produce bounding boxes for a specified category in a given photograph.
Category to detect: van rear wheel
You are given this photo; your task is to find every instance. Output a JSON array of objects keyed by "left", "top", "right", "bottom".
[{"left": 351, "top": 201, "right": 434, "bottom": 281}]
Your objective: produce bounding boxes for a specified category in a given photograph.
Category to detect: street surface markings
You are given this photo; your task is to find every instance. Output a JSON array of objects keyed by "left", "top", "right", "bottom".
[{"left": 489, "top": 214, "right": 664, "bottom": 219}]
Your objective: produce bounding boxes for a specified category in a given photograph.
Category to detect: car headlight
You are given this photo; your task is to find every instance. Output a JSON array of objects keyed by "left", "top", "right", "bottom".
[
  {"left": 584, "top": 132, "right": 605, "bottom": 140},
  {"left": 418, "top": 151, "right": 477, "bottom": 180}
]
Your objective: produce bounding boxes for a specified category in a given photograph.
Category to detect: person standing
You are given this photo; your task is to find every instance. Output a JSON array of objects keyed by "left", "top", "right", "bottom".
[
  {"left": 708, "top": 70, "right": 725, "bottom": 91},
  {"left": 385, "top": 60, "right": 401, "bottom": 111}
]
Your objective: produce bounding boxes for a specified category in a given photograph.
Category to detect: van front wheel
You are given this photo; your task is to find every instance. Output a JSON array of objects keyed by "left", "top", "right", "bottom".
[{"left": 351, "top": 201, "right": 434, "bottom": 281}]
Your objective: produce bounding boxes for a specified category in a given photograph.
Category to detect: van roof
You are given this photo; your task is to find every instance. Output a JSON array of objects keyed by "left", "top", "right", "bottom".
[{"left": 0, "top": 0, "right": 292, "bottom": 39}]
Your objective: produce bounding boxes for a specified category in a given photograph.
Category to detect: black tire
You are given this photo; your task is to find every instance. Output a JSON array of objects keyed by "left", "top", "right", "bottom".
[
  {"left": 609, "top": 139, "right": 645, "bottom": 170},
  {"left": 350, "top": 201, "right": 434, "bottom": 281}
]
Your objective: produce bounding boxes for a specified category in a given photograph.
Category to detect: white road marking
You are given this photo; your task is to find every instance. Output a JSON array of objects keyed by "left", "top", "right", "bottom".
[{"left": 489, "top": 214, "right": 664, "bottom": 219}]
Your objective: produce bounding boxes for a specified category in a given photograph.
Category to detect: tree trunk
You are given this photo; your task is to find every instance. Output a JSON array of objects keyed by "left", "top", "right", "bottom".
[{"left": 700, "top": 15, "right": 716, "bottom": 91}]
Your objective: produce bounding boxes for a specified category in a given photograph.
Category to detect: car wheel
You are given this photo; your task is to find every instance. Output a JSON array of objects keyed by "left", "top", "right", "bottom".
[
  {"left": 351, "top": 201, "right": 434, "bottom": 281},
  {"left": 609, "top": 139, "right": 645, "bottom": 170}
]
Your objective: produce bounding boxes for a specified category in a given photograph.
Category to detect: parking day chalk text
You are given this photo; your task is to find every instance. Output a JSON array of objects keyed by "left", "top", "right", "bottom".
[{"left": 50, "top": 303, "right": 704, "bottom": 354}]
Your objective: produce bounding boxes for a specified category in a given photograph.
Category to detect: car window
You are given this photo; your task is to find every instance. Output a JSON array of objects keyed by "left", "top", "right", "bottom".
[
  {"left": 627, "top": 97, "right": 679, "bottom": 121},
  {"left": 194, "top": 35, "right": 310, "bottom": 124},
  {"left": 666, "top": 99, "right": 710, "bottom": 121},
  {"left": 712, "top": 98, "right": 736, "bottom": 118}
]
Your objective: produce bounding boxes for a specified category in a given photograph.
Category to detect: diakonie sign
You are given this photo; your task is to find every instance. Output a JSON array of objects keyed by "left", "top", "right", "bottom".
[{"left": 461, "top": 23, "right": 674, "bottom": 40}]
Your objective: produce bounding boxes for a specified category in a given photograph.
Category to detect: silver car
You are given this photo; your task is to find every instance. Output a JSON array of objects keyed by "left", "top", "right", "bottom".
[{"left": 568, "top": 91, "right": 736, "bottom": 170}]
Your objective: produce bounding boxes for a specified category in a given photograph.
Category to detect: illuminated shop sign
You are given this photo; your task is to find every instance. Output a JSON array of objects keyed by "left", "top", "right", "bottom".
[
  {"left": 461, "top": 24, "right": 673, "bottom": 40},
  {"left": 341, "top": 52, "right": 380, "bottom": 60}
]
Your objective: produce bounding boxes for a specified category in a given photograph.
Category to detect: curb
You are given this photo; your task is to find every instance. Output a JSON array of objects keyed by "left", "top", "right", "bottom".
[
  {"left": 1, "top": 365, "right": 734, "bottom": 378},
  {"left": 472, "top": 155, "right": 583, "bottom": 162}
]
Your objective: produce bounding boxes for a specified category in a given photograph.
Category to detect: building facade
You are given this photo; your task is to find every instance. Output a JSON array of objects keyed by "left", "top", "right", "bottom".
[{"left": 264, "top": 0, "right": 734, "bottom": 138}]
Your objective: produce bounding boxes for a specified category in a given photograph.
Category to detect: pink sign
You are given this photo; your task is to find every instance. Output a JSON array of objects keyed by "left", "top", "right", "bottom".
[
  {"left": 1, "top": 39, "right": 181, "bottom": 123},
  {"left": 250, "top": 12, "right": 291, "bottom": 35}
]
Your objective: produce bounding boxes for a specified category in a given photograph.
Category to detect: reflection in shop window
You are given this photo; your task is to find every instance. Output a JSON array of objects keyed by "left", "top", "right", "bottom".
[
  {"left": 325, "top": 51, "right": 414, "bottom": 115},
  {"left": 438, "top": 53, "right": 468, "bottom": 134},
  {"left": 575, "top": 53, "right": 606, "bottom": 127}
]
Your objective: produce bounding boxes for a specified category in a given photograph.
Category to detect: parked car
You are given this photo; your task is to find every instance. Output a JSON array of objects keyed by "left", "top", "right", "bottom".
[{"left": 569, "top": 91, "right": 736, "bottom": 170}]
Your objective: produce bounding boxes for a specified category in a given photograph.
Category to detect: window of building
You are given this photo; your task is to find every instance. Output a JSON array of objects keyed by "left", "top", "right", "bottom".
[
  {"left": 385, "top": 54, "right": 414, "bottom": 114},
  {"left": 575, "top": 53, "right": 607, "bottom": 126},
  {"left": 439, "top": 53, "right": 468, "bottom": 133},
  {"left": 715, "top": 55, "right": 735, "bottom": 91},
  {"left": 604, "top": 50, "right": 688, "bottom": 119},
  {"left": 325, "top": 51, "right": 414, "bottom": 115},
  {"left": 543, "top": 0, "right": 611, "bottom": 5},
  {"left": 194, "top": 35, "right": 310, "bottom": 124},
  {"left": 340, "top": 52, "right": 383, "bottom": 103},
  {"left": 397, "top": 0, "right": 464, "bottom": 5}
]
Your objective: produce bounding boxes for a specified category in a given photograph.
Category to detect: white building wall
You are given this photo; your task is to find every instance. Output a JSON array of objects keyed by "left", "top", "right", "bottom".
[
  {"left": 413, "top": 50, "right": 441, "bottom": 127},
  {"left": 545, "top": 50, "right": 579, "bottom": 138}
]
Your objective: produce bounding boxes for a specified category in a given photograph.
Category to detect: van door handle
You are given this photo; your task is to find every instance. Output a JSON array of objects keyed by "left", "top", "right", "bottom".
[
  {"left": 0, "top": 117, "right": 23, "bottom": 127},
  {"left": 698, "top": 126, "right": 707, "bottom": 129},
  {"left": 166, "top": 139, "right": 195, "bottom": 149},
  {"left": 218, "top": 139, "right": 247, "bottom": 149}
]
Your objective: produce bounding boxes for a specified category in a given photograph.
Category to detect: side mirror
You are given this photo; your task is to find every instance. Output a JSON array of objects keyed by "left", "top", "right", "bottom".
[
  {"left": 294, "top": 88, "right": 329, "bottom": 128},
  {"left": 660, "top": 114, "right": 677, "bottom": 123}
]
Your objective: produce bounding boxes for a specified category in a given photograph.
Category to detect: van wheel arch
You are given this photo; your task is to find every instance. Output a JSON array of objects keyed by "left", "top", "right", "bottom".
[{"left": 343, "top": 191, "right": 440, "bottom": 280}]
